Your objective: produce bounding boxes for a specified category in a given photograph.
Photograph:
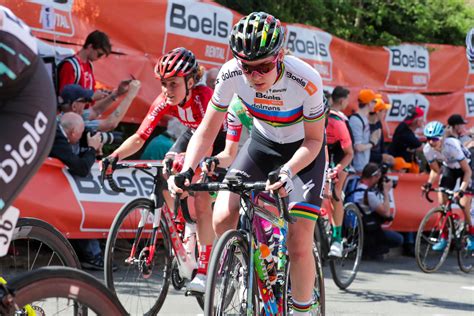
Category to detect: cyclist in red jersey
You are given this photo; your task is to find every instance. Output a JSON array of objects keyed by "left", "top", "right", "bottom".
[
  {"left": 102, "top": 47, "right": 225, "bottom": 293},
  {"left": 326, "top": 87, "right": 354, "bottom": 258}
]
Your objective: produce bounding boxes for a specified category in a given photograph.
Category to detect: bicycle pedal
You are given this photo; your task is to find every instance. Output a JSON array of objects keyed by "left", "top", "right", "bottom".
[{"left": 185, "top": 290, "right": 203, "bottom": 297}]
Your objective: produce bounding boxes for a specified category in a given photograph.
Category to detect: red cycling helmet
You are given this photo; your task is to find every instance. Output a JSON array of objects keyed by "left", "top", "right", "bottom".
[{"left": 154, "top": 47, "right": 198, "bottom": 80}]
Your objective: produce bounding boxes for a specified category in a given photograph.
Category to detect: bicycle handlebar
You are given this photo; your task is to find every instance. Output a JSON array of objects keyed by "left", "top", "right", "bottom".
[
  {"left": 100, "top": 162, "right": 164, "bottom": 193},
  {"left": 424, "top": 187, "right": 464, "bottom": 208}
]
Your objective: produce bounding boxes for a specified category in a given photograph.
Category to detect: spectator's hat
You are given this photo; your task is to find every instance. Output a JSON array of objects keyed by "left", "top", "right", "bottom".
[
  {"left": 358, "top": 89, "right": 377, "bottom": 104},
  {"left": 60, "top": 84, "right": 93, "bottom": 104},
  {"left": 404, "top": 106, "right": 424, "bottom": 124},
  {"left": 447, "top": 114, "right": 467, "bottom": 126},
  {"left": 374, "top": 95, "right": 391, "bottom": 112}
]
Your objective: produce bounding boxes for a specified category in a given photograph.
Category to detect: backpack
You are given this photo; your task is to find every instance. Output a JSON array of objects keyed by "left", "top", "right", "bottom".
[{"left": 54, "top": 55, "right": 93, "bottom": 95}]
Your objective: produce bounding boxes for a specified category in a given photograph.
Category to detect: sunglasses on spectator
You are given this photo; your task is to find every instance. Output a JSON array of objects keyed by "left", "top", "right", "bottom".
[
  {"left": 237, "top": 55, "right": 279, "bottom": 76},
  {"left": 75, "top": 98, "right": 91, "bottom": 103},
  {"left": 96, "top": 49, "right": 106, "bottom": 58},
  {"left": 427, "top": 137, "right": 440, "bottom": 142}
]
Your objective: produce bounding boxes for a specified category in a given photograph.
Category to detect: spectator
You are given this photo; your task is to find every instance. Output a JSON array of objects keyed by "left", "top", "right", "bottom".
[
  {"left": 369, "top": 96, "right": 394, "bottom": 165},
  {"left": 49, "top": 113, "right": 109, "bottom": 270},
  {"left": 388, "top": 106, "right": 424, "bottom": 173},
  {"left": 59, "top": 81, "right": 141, "bottom": 132},
  {"left": 347, "top": 163, "right": 403, "bottom": 259},
  {"left": 446, "top": 114, "right": 471, "bottom": 145},
  {"left": 57, "top": 30, "right": 132, "bottom": 121},
  {"left": 205, "top": 67, "right": 219, "bottom": 90},
  {"left": 349, "top": 89, "right": 379, "bottom": 172}
]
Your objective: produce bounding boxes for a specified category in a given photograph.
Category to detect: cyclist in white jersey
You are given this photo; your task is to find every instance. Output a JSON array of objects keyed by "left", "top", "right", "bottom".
[
  {"left": 422, "top": 121, "right": 473, "bottom": 251},
  {"left": 169, "top": 12, "right": 326, "bottom": 315}
]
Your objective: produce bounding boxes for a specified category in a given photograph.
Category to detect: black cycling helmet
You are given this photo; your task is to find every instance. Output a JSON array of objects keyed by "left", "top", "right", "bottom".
[{"left": 229, "top": 12, "right": 285, "bottom": 61}]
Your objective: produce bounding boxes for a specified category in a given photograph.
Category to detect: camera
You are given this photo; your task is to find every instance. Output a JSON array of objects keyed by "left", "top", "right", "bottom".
[
  {"left": 378, "top": 163, "right": 398, "bottom": 190},
  {"left": 80, "top": 128, "right": 124, "bottom": 148}
]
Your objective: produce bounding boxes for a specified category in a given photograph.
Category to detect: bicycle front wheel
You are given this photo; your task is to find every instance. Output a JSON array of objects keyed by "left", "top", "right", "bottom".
[
  {"left": 284, "top": 242, "right": 325, "bottom": 316},
  {"left": 104, "top": 198, "right": 172, "bottom": 315},
  {"left": 457, "top": 228, "right": 473, "bottom": 273},
  {"left": 330, "top": 203, "right": 364, "bottom": 289},
  {"left": 0, "top": 217, "right": 80, "bottom": 279},
  {"left": 8, "top": 266, "right": 127, "bottom": 315},
  {"left": 415, "top": 207, "right": 453, "bottom": 273},
  {"left": 204, "top": 229, "right": 258, "bottom": 315}
]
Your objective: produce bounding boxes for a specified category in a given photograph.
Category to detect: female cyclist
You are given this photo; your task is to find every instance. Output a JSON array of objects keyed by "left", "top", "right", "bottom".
[
  {"left": 102, "top": 47, "right": 226, "bottom": 292},
  {"left": 422, "top": 121, "right": 473, "bottom": 251},
  {"left": 169, "top": 12, "right": 326, "bottom": 315}
]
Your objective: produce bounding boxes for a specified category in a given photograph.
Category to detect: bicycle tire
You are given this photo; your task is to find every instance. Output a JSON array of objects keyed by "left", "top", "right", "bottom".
[
  {"left": 104, "top": 198, "right": 172, "bottom": 315},
  {"left": 204, "top": 229, "right": 259, "bottom": 315},
  {"left": 7, "top": 266, "right": 127, "bottom": 315},
  {"left": 284, "top": 242, "right": 325, "bottom": 316},
  {"left": 329, "top": 203, "right": 364, "bottom": 289},
  {"left": 0, "top": 217, "right": 80, "bottom": 279},
  {"left": 415, "top": 207, "right": 453, "bottom": 273},
  {"left": 457, "top": 228, "right": 473, "bottom": 273},
  {"left": 314, "top": 218, "right": 330, "bottom": 265}
]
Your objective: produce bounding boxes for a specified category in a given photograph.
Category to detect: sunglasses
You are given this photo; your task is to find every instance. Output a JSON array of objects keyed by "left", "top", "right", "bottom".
[
  {"left": 75, "top": 98, "right": 91, "bottom": 103},
  {"left": 96, "top": 49, "right": 106, "bottom": 58},
  {"left": 237, "top": 55, "right": 279, "bottom": 76},
  {"left": 427, "top": 137, "right": 440, "bottom": 142}
]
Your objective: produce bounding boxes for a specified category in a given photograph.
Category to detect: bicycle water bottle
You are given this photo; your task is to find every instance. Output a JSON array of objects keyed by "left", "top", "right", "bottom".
[{"left": 183, "top": 222, "right": 197, "bottom": 256}]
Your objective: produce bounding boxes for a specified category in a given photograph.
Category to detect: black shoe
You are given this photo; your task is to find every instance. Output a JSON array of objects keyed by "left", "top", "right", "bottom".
[
  {"left": 403, "top": 244, "right": 415, "bottom": 257},
  {"left": 81, "top": 256, "right": 118, "bottom": 271}
]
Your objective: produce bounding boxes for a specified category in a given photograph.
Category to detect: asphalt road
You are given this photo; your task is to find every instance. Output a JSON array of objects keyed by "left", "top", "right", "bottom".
[{"left": 149, "top": 253, "right": 473, "bottom": 316}]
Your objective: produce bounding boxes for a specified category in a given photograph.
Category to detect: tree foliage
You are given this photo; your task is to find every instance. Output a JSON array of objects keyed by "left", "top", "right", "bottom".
[{"left": 216, "top": 0, "right": 474, "bottom": 46}]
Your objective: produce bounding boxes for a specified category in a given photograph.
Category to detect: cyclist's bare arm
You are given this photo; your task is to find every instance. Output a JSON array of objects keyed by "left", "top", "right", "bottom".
[
  {"left": 213, "top": 139, "right": 240, "bottom": 169},
  {"left": 427, "top": 161, "right": 440, "bottom": 184},
  {"left": 459, "top": 159, "right": 472, "bottom": 192},
  {"left": 280, "top": 119, "right": 325, "bottom": 176},
  {"left": 111, "top": 133, "right": 145, "bottom": 160}
]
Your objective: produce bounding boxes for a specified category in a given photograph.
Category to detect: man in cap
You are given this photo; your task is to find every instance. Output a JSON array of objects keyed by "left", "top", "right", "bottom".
[
  {"left": 349, "top": 89, "right": 380, "bottom": 172},
  {"left": 369, "top": 96, "right": 394, "bottom": 165}
]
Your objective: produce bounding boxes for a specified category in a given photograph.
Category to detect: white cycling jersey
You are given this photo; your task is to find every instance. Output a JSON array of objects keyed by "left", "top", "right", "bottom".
[
  {"left": 423, "top": 137, "right": 471, "bottom": 169},
  {"left": 211, "top": 55, "right": 325, "bottom": 144}
]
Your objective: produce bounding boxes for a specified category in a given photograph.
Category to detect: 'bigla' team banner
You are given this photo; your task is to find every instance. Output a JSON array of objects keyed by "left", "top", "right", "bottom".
[{"left": 3, "top": 0, "right": 473, "bottom": 131}]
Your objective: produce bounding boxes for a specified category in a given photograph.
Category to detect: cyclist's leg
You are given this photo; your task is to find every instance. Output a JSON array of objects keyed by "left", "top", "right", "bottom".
[
  {"left": 286, "top": 147, "right": 326, "bottom": 312},
  {"left": 330, "top": 169, "right": 348, "bottom": 255},
  {"left": 0, "top": 59, "right": 56, "bottom": 214}
]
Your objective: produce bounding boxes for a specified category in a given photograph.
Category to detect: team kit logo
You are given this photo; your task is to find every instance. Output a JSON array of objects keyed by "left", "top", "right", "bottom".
[
  {"left": 385, "top": 93, "right": 429, "bottom": 123},
  {"left": 465, "top": 92, "right": 474, "bottom": 118},
  {"left": 385, "top": 44, "right": 430, "bottom": 89},
  {"left": 284, "top": 25, "right": 333, "bottom": 81},
  {"left": 165, "top": 0, "right": 233, "bottom": 66}
]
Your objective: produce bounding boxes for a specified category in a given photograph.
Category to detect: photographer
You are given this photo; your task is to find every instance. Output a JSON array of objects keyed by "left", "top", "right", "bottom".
[
  {"left": 59, "top": 81, "right": 141, "bottom": 132},
  {"left": 347, "top": 163, "right": 403, "bottom": 260}
]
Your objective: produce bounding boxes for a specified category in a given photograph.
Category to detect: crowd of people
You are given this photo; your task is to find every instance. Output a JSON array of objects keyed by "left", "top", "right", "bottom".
[{"left": 2, "top": 5, "right": 473, "bottom": 315}]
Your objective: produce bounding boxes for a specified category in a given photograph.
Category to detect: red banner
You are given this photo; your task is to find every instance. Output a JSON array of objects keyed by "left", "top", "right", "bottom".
[{"left": 2, "top": 0, "right": 472, "bottom": 126}]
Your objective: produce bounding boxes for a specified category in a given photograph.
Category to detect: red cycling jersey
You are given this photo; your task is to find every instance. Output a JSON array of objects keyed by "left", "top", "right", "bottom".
[
  {"left": 137, "top": 85, "right": 213, "bottom": 140},
  {"left": 326, "top": 110, "right": 351, "bottom": 149}
]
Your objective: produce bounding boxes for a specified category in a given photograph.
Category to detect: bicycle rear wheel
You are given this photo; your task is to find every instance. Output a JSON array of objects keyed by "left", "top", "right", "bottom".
[
  {"left": 104, "top": 198, "right": 172, "bottom": 315},
  {"left": 330, "top": 203, "right": 364, "bottom": 289},
  {"left": 457, "top": 228, "right": 473, "bottom": 273},
  {"left": 7, "top": 266, "right": 126, "bottom": 315},
  {"left": 0, "top": 217, "right": 80, "bottom": 279},
  {"left": 204, "top": 229, "right": 258, "bottom": 315},
  {"left": 284, "top": 242, "right": 325, "bottom": 316},
  {"left": 415, "top": 207, "right": 453, "bottom": 273}
]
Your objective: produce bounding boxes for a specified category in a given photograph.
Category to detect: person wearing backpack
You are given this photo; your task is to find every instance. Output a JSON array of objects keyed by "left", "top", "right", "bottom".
[
  {"left": 349, "top": 89, "right": 380, "bottom": 172},
  {"left": 346, "top": 163, "right": 404, "bottom": 259}
]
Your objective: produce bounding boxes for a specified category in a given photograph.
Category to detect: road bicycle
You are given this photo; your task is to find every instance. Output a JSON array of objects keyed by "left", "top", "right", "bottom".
[
  {"left": 182, "top": 174, "right": 324, "bottom": 315},
  {"left": 415, "top": 187, "right": 473, "bottom": 273},
  {"left": 314, "top": 173, "right": 364, "bottom": 289},
  {"left": 101, "top": 161, "right": 204, "bottom": 315}
]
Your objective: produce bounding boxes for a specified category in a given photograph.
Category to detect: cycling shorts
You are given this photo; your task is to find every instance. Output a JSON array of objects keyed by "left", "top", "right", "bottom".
[
  {"left": 0, "top": 59, "right": 57, "bottom": 214},
  {"left": 440, "top": 166, "right": 473, "bottom": 193},
  {"left": 168, "top": 128, "right": 226, "bottom": 156},
  {"left": 226, "top": 129, "right": 326, "bottom": 221}
]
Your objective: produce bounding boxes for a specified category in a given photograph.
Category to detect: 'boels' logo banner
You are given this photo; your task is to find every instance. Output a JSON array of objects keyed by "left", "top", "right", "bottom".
[
  {"left": 385, "top": 44, "right": 430, "bottom": 90},
  {"left": 465, "top": 92, "right": 474, "bottom": 118},
  {"left": 284, "top": 25, "right": 333, "bottom": 81},
  {"left": 466, "top": 61, "right": 474, "bottom": 89},
  {"left": 20, "top": 0, "right": 75, "bottom": 37},
  {"left": 385, "top": 93, "right": 429, "bottom": 123},
  {"left": 165, "top": 0, "right": 233, "bottom": 66}
]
